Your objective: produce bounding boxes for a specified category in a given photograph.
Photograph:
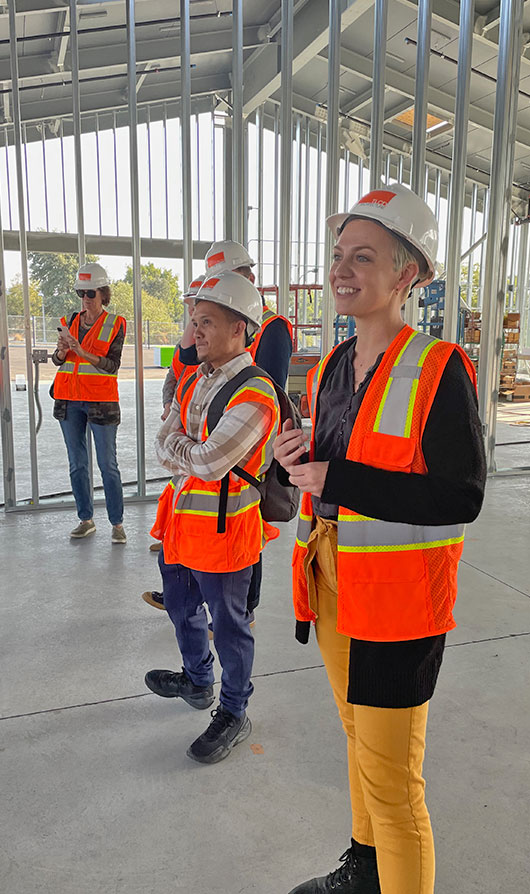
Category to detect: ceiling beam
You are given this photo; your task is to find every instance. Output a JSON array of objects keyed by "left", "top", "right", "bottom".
[
  {"left": 242, "top": 0, "right": 374, "bottom": 116},
  {"left": 319, "top": 46, "right": 530, "bottom": 153},
  {"left": 0, "top": 27, "right": 262, "bottom": 85}
]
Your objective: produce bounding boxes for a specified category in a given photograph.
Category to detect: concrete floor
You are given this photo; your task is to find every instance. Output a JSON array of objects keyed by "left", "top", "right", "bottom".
[{"left": 1, "top": 478, "right": 529, "bottom": 894}]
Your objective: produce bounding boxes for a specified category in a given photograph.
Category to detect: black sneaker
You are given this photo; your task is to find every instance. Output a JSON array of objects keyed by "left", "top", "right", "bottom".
[
  {"left": 287, "top": 841, "right": 380, "bottom": 893},
  {"left": 141, "top": 590, "right": 165, "bottom": 610},
  {"left": 144, "top": 668, "right": 214, "bottom": 709},
  {"left": 186, "top": 706, "right": 252, "bottom": 764}
]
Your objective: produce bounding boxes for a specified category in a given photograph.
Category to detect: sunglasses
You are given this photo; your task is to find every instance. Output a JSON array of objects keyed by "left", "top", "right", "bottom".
[{"left": 76, "top": 289, "right": 97, "bottom": 299}]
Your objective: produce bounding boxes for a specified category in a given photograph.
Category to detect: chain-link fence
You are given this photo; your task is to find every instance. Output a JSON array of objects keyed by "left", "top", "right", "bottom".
[{"left": 7, "top": 316, "right": 182, "bottom": 348}]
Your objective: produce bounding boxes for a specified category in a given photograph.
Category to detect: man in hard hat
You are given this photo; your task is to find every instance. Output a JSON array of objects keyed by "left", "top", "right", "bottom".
[
  {"left": 145, "top": 271, "right": 280, "bottom": 764},
  {"left": 180, "top": 240, "right": 293, "bottom": 389},
  {"left": 159, "top": 274, "right": 206, "bottom": 423}
]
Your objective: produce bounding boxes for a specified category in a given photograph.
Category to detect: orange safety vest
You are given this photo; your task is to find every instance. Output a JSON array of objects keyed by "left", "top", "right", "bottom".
[
  {"left": 249, "top": 305, "right": 293, "bottom": 361},
  {"left": 53, "top": 311, "right": 126, "bottom": 403},
  {"left": 151, "top": 368, "right": 280, "bottom": 573},
  {"left": 292, "top": 325, "right": 477, "bottom": 642}
]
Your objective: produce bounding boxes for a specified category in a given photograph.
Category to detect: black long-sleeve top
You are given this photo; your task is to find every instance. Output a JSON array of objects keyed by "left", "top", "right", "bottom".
[
  {"left": 51, "top": 311, "right": 125, "bottom": 425},
  {"left": 298, "top": 338, "right": 487, "bottom": 708}
]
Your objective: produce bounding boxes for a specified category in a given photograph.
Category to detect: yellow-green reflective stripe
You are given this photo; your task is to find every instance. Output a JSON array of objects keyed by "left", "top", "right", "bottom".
[
  {"left": 403, "top": 378, "right": 419, "bottom": 438},
  {"left": 338, "top": 535, "right": 465, "bottom": 553},
  {"left": 403, "top": 342, "right": 437, "bottom": 437},
  {"left": 373, "top": 378, "right": 393, "bottom": 433},
  {"left": 393, "top": 331, "right": 418, "bottom": 367},
  {"left": 77, "top": 368, "right": 117, "bottom": 377},
  {"left": 175, "top": 500, "right": 260, "bottom": 518},
  {"left": 296, "top": 538, "right": 308, "bottom": 549},
  {"left": 337, "top": 513, "right": 376, "bottom": 522}
]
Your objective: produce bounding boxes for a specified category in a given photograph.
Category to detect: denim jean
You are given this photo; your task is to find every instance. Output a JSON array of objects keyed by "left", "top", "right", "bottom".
[
  {"left": 158, "top": 547, "right": 254, "bottom": 717},
  {"left": 59, "top": 401, "right": 123, "bottom": 526}
]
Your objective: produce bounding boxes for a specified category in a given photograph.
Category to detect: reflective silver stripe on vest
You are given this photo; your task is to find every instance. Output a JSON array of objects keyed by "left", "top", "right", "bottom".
[
  {"left": 373, "top": 331, "right": 438, "bottom": 438},
  {"left": 310, "top": 357, "right": 328, "bottom": 419},
  {"left": 295, "top": 513, "right": 312, "bottom": 548},
  {"left": 174, "top": 484, "right": 259, "bottom": 517},
  {"left": 262, "top": 308, "right": 275, "bottom": 323},
  {"left": 97, "top": 313, "right": 119, "bottom": 342},
  {"left": 59, "top": 361, "right": 76, "bottom": 374},
  {"left": 337, "top": 516, "right": 465, "bottom": 552},
  {"left": 77, "top": 366, "right": 117, "bottom": 377}
]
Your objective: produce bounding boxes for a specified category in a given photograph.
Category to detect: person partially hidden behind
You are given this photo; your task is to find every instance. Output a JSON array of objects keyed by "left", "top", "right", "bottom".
[{"left": 274, "top": 184, "right": 486, "bottom": 894}]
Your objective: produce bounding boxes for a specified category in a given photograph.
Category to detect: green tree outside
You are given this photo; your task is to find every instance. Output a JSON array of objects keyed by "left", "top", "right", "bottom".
[
  {"left": 6, "top": 276, "right": 43, "bottom": 316},
  {"left": 124, "top": 262, "right": 183, "bottom": 321},
  {"left": 28, "top": 251, "right": 99, "bottom": 317}
]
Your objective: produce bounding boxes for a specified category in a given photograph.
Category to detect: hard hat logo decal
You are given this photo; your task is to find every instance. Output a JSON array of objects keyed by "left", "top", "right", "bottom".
[
  {"left": 190, "top": 279, "right": 203, "bottom": 288},
  {"left": 358, "top": 190, "right": 396, "bottom": 208},
  {"left": 78, "top": 272, "right": 92, "bottom": 280},
  {"left": 202, "top": 277, "right": 220, "bottom": 289},
  {"left": 207, "top": 251, "right": 225, "bottom": 268}
]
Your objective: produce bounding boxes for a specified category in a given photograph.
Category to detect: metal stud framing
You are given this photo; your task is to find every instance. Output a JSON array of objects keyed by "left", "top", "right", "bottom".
[
  {"left": 478, "top": 0, "right": 524, "bottom": 472},
  {"left": 126, "top": 0, "right": 146, "bottom": 495},
  {"left": 232, "top": 0, "right": 244, "bottom": 244},
  {"left": 278, "top": 0, "right": 293, "bottom": 319},
  {"left": 443, "top": 0, "right": 475, "bottom": 343},
  {"left": 322, "top": 0, "right": 342, "bottom": 355},
  {"left": 8, "top": 0, "right": 39, "bottom": 504},
  {"left": 370, "top": 0, "right": 388, "bottom": 189}
]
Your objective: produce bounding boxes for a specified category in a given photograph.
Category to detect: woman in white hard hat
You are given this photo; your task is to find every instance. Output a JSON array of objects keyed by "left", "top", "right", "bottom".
[
  {"left": 51, "top": 262, "right": 128, "bottom": 543},
  {"left": 274, "top": 184, "right": 486, "bottom": 894}
]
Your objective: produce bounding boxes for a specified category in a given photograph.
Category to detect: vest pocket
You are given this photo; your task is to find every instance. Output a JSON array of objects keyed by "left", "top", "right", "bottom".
[{"left": 361, "top": 431, "right": 415, "bottom": 472}]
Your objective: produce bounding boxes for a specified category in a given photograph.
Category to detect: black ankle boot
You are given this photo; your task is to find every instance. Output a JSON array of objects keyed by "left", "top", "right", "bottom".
[{"left": 287, "top": 840, "right": 381, "bottom": 894}]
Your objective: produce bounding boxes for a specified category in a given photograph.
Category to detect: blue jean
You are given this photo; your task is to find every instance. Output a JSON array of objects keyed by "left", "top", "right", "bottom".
[
  {"left": 158, "top": 547, "right": 254, "bottom": 717},
  {"left": 59, "top": 401, "right": 123, "bottom": 525}
]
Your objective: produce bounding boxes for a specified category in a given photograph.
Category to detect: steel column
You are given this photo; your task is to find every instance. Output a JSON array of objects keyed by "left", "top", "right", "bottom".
[
  {"left": 69, "top": 0, "right": 85, "bottom": 264},
  {"left": 180, "top": 0, "right": 193, "bottom": 294},
  {"left": 322, "top": 0, "right": 342, "bottom": 355},
  {"left": 314, "top": 122, "right": 323, "bottom": 281},
  {"left": 147, "top": 106, "right": 153, "bottom": 239},
  {"left": 434, "top": 167, "right": 441, "bottom": 219},
  {"left": 296, "top": 115, "right": 303, "bottom": 283},
  {"left": 256, "top": 107, "right": 264, "bottom": 284},
  {"left": 344, "top": 149, "right": 351, "bottom": 209},
  {"left": 303, "top": 116, "right": 311, "bottom": 283},
  {"left": 406, "top": 0, "right": 432, "bottom": 330},
  {"left": 5, "top": 129, "right": 13, "bottom": 230},
  {"left": 0, "top": 193, "right": 16, "bottom": 509},
  {"left": 59, "top": 120, "right": 67, "bottom": 232},
  {"left": 278, "top": 0, "right": 293, "bottom": 319},
  {"left": 273, "top": 105, "right": 279, "bottom": 284},
  {"left": 411, "top": 0, "right": 431, "bottom": 197},
  {"left": 466, "top": 183, "right": 478, "bottom": 306},
  {"left": 211, "top": 106, "right": 217, "bottom": 242},
  {"left": 443, "top": 0, "right": 474, "bottom": 342},
  {"left": 95, "top": 113, "right": 103, "bottom": 236},
  {"left": 232, "top": 0, "right": 244, "bottom": 244},
  {"left": 478, "top": 0, "right": 524, "bottom": 471},
  {"left": 8, "top": 0, "right": 39, "bottom": 504},
  {"left": 164, "top": 103, "right": 169, "bottom": 239},
  {"left": 126, "top": 0, "right": 146, "bottom": 495},
  {"left": 41, "top": 126, "right": 50, "bottom": 231},
  {"left": 23, "top": 124, "right": 30, "bottom": 232},
  {"left": 196, "top": 114, "right": 201, "bottom": 240},
  {"left": 113, "top": 111, "right": 119, "bottom": 236},
  {"left": 370, "top": 0, "right": 388, "bottom": 189},
  {"left": 515, "top": 222, "right": 529, "bottom": 314}
]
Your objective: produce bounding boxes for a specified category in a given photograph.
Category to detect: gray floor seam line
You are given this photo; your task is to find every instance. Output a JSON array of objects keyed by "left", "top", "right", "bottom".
[
  {"left": 460, "top": 559, "right": 530, "bottom": 598},
  {"left": 0, "top": 663, "right": 328, "bottom": 722},
  {"left": 2, "top": 631, "right": 529, "bottom": 723}
]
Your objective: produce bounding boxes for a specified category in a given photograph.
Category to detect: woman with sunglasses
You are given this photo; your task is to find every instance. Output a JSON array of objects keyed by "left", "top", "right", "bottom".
[
  {"left": 51, "top": 263, "right": 127, "bottom": 543},
  {"left": 274, "top": 184, "right": 486, "bottom": 894}
]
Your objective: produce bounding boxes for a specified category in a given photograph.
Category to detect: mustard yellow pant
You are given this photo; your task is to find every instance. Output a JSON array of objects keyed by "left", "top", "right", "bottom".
[{"left": 305, "top": 517, "right": 435, "bottom": 894}]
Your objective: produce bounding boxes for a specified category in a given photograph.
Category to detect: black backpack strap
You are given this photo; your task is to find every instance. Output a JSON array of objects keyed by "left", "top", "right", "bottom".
[{"left": 208, "top": 365, "right": 273, "bottom": 533}]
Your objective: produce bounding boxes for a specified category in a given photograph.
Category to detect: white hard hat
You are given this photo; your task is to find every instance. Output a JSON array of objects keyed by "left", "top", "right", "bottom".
[
  {"left": 327, "top": 183, "right": 438, "bottom": 285},
  {"left": 75, "top": 262, "right": 110, "bottom": 290},
  {"left": 204, "top": 240, "right": 255, "bottom": 276},
  {"left": 182, "top": 274, "right": 206, "bottom": 299},
  {"left": 195, "top": 271, "right": 262, "bottom": 335}
]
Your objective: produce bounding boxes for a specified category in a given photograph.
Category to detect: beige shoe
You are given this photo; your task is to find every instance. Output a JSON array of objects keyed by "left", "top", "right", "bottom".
[
  {"left": 149, "top": 541, "right": 162, "bottom": 552},
  {"left": 111, "top": 525, "right": 127, "bottom": 544},
  {"left": 70, "top": 519, "right": 96, "bottom": 539}
]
